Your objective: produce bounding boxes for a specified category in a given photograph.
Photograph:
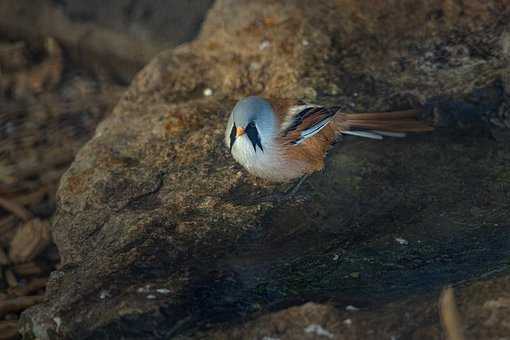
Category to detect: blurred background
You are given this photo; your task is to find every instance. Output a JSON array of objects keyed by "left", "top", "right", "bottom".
[{"left": 0, "top": 1, "right": 212, "bottom": 338}]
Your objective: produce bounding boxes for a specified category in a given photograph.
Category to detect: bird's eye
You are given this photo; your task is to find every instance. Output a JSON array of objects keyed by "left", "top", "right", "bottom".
[
  {"left": 245, "top": 121, "right": 263, "bottom": 152},
  {"left": 229, "top": 123, "right": 236, "bottom": 151}
]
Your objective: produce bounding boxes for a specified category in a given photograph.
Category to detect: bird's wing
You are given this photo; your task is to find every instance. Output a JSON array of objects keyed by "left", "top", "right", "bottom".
[{"left": 279, "top": 104, "right": 339, "bottom": 145}]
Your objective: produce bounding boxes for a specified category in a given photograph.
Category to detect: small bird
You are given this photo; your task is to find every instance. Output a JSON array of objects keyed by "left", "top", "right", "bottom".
[{"left": 225, "top": 96, "right": 433, "bottom": 182}]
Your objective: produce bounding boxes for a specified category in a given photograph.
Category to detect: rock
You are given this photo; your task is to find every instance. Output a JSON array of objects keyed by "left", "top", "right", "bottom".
[
  {"left": 209, "top": 277, "right": 510, "bottom": 340},
  {"left": 20, "top": 0, "right": 510, "bottom": 339},
  {"left": 9, "top": 219, "right": 51, "bottom": 264}
]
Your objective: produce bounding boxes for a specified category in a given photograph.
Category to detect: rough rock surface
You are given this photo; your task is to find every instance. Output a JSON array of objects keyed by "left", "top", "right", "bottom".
[
  {"left": 207, "top": 277, "right": 510, "bottom": 340},
  {"left": 20, "top": 0, "right": 510, "bottom": 339}
]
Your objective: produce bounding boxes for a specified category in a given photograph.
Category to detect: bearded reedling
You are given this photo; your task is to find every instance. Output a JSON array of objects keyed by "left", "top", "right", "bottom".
[{"left": 226, "top": 96, "right": 433, "bottom": 182}]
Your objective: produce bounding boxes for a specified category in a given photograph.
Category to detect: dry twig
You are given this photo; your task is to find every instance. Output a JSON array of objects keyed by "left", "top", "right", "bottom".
[
  {"left": 9, "top": 219, "right": 51, "bottom": 264},
  {"left": 9, "top": 277, "right": 48, "bottom": 297},
  {"left": 0, "top": 320, "right": 18, "bottom": 339},
  {"left": 440, "top": 287, "right": 466, "bottom": 340},
  {"left": 13, "top": 261, "right": 47, "bottom": 276},
  {"left": 4, "top": 269, "right": 18, "bottom": 288},
  {"left": 0, "top": 197, "right": 32, "bottom": 221},
  {"left": 0, "top": 246, "right": 9, "bottom": 265},
  {"left": 0, "top": 295, "right": 45, "bottom": 317}
]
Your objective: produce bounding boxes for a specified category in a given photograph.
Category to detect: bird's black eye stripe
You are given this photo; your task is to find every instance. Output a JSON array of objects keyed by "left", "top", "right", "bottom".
[
  {"left": 229, "top": 123, "right": 236, "bottom": 151},
  {"left": 246, "top": 122, "right": 263, "bottom": 152}
]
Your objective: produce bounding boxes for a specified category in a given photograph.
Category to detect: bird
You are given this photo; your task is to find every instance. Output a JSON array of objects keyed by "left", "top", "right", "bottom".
[{"left": 225, "top": 96, "right": 433, "bottom": 182}]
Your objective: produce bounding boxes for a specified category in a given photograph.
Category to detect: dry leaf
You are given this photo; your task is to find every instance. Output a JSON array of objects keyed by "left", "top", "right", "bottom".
[{"left": 9, "top": 219, "right": 51, "bottom": 264}]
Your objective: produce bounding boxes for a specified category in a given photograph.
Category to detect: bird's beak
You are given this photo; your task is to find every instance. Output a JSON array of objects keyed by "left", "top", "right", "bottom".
[{"left": 236, "top": 127, "right": 245, "bottom": 137}]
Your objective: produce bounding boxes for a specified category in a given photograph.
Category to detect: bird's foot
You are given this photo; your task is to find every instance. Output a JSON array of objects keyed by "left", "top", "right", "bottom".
[{"left": 284, "top": 175, "right": 309, "bottom": 198}]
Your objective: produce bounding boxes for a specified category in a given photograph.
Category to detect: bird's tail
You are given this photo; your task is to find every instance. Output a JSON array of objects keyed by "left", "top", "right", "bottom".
[{"left": 334, "top": 109, "right": 433, "bottom": 140}]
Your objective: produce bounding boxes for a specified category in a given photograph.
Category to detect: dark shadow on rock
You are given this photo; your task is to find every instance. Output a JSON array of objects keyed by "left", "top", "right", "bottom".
[{"left": 193, "top": 133, "right": 510, "bottom": 326}]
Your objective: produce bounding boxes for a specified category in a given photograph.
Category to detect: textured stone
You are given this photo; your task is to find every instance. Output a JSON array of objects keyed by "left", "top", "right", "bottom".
[
  {"left": 209, "top": 277, "right": 510, "bottom": 340},
  {"left": 20, "top": 0, "right": 510, "bottom": 339}
]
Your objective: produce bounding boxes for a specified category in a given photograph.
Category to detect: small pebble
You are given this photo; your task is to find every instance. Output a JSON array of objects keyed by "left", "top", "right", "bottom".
[
  {"left": 345, "top": 305, "right": 359, "bottom": 311},
  {"left": 146, "top": 294, "right": 156, "bottom": 300},
  {"left": 259, "top": 40, "right": 271, "bottom": 50},
  {"left": 137, "top": 285, "right": 151, "bottom": 293},
  {"left": 395, "top": 237, "right": 409, "bottom": 245},
  {"left": 249, "top": 62, "right": 261, "bottom": 71},
  {"left": 53, "top": 317, "right": 62, "bottom": 333},
  {"left": 99, "top": 290, "right": 110, "bottom": 300},
  {"left": 302, "top": 39, "right": 309, "bottom": 46},
  {"left": 349, "top": 272, "right": 360, "bottom": 279},
  {"left": 203, "top": 88, "right": 213, "bottom": 96},
  {"left": 304, "top": 324, "right": 334, "bottom": 338},
  {"left": 156, "top": 288, "right": 171, "bottom": 294},
  {"left": 344, "top": 318, "right": 352, "bottom": 326}
]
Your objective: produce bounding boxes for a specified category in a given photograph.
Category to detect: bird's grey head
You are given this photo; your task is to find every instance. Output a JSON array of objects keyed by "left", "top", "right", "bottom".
[{"left": 228, "top": 96, "right": 277, "bottom": 152}]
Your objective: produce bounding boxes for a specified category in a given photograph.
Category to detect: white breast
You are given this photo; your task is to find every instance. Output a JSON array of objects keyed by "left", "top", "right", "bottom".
[{"left": 230, "top": 135, "right": 307, "bottom": 182}]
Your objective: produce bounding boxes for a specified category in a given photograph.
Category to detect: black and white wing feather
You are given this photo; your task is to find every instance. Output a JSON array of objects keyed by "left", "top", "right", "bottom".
[{"left": 280, "top": 105, "right": 338, "bottom": 145}]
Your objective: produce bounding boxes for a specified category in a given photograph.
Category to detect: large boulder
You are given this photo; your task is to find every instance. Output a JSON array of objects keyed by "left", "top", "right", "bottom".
[{"left": 20, "top": 0, "right": 510, "bottom": 339}]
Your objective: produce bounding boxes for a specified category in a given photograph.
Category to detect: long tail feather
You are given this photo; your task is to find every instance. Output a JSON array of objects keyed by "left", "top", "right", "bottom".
[
  {"left": 344, "top": 109, "right": 420, "bottom": 121},
  {"left": 342, "top": 130, "right": 383, "bottom": 139},
  {"left": 371, "top": 130, "right": 407, "bottom": 138},
  {"left": 335, "top": 109, "right": 433, "bottom": 138}
]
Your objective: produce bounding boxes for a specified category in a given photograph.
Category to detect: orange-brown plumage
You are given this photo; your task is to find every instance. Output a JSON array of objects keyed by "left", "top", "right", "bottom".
[{"left": 272, "top": 98, "right": 432, "bottom": 174}]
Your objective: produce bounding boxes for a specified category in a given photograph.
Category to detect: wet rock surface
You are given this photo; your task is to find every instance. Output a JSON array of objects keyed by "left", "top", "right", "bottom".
[{"left": 20, "top": 0, "right": 510, "bottom": 339}]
